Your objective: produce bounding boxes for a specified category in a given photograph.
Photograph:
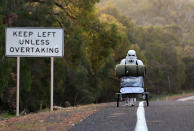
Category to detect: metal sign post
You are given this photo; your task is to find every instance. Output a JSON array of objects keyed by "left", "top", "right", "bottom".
[
  {"left": 16, "top": 56, "right": 20, "bottom": 116},
  {"left": 51, "top": 57, "right": 54, "bottom": 111}
]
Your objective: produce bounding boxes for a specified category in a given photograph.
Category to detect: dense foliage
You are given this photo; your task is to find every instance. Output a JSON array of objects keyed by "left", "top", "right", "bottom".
[
  {"left": 98, "top": 0, "right": 194, "bottom": 95},
  {"left": 0, "top": 0, "right": 194, "bottom": 113}
]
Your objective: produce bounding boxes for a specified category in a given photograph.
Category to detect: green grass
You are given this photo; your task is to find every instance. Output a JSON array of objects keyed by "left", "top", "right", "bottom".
[
  {"left": 0, "top": 112, "right": 15, "bottom": 120},
  {"left": 151, "top": 90, "right": 194, "bottom": 101},
  {"left": 38, "top": 108, "right": 50, "bottom": 113}
]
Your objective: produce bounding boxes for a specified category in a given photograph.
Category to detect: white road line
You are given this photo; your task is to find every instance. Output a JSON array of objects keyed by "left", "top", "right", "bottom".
[
  {"left": 135, "top": 101, "right": 148, "bottom": 131},
  {"left": 177, "top": 95, "right": 194, "bottom": 101}
]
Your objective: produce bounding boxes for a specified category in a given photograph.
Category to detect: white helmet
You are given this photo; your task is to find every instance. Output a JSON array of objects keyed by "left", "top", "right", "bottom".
[{"left": 126, "top": 50, "right": 137, "bottom": 63}]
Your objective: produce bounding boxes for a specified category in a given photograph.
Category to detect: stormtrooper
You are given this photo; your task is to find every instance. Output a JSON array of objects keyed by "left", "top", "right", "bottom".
[{"left": 120, "top": 50, "right": 144, "bottom": 106}]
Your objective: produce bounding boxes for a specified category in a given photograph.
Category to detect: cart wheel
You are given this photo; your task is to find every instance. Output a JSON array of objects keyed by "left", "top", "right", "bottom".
[
  {"left": 146, "top": 94, "right": 149, "bottom": 106},
  {"left": 117, "top": 94, "right": 120, "bottom": 107}
]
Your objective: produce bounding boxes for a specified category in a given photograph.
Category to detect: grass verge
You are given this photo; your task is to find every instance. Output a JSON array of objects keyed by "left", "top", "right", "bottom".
[
  {"left": 0, "top": 113, "right": 15, "bottom": 120},
  {"left": 151, "top": 90, "right": 194, "bottom": 101},
  {"left": 0, "top": 102, "right": 114, "bottom": 131}
]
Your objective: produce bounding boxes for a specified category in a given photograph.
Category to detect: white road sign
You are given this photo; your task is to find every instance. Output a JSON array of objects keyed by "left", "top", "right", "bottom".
[{"left": 5, "top": 28, "right": 64, "bottom": 57}]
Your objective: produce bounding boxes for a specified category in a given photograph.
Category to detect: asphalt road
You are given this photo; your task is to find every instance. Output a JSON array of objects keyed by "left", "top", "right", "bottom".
[{"left": 68, "top": 96, "right": 194, "bottom": 131}]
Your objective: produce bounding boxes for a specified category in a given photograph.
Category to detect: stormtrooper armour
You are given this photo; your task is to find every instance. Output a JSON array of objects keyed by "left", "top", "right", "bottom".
[{"left": 120, "top": 50, "right": 144, "bottom": 65}]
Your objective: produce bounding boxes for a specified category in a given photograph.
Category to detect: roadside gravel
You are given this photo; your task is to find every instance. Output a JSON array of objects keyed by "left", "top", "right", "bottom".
[{"left": 0, "top": 102, "right": 114, "bottom": 131}]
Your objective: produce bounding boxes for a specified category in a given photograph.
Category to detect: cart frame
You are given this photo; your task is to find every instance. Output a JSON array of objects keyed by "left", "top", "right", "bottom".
[{"left": 116, "top": 76, "right": 149, "bottom": 107}]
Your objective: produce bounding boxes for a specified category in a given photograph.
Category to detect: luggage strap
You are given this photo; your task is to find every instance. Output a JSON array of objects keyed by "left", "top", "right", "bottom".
[
  {"left": 125, "top": 60, "right": 126, "bottom": 75},
  {"left": 136, "top": 60, "right": 138, "bottom": 76}
]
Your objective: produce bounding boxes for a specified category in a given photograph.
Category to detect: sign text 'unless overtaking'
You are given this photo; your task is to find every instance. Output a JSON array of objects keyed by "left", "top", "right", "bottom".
[{"left": 6, "top": 28, "right": 64, "bottom": 57}]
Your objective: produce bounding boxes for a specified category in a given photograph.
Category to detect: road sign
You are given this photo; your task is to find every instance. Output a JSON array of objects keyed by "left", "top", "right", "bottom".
[
  {"left": 5, "top": 27, "right": 64, "bottom": 116},
  {"left": 5, "top": 27, "right": 64, "bottom": 57}
]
